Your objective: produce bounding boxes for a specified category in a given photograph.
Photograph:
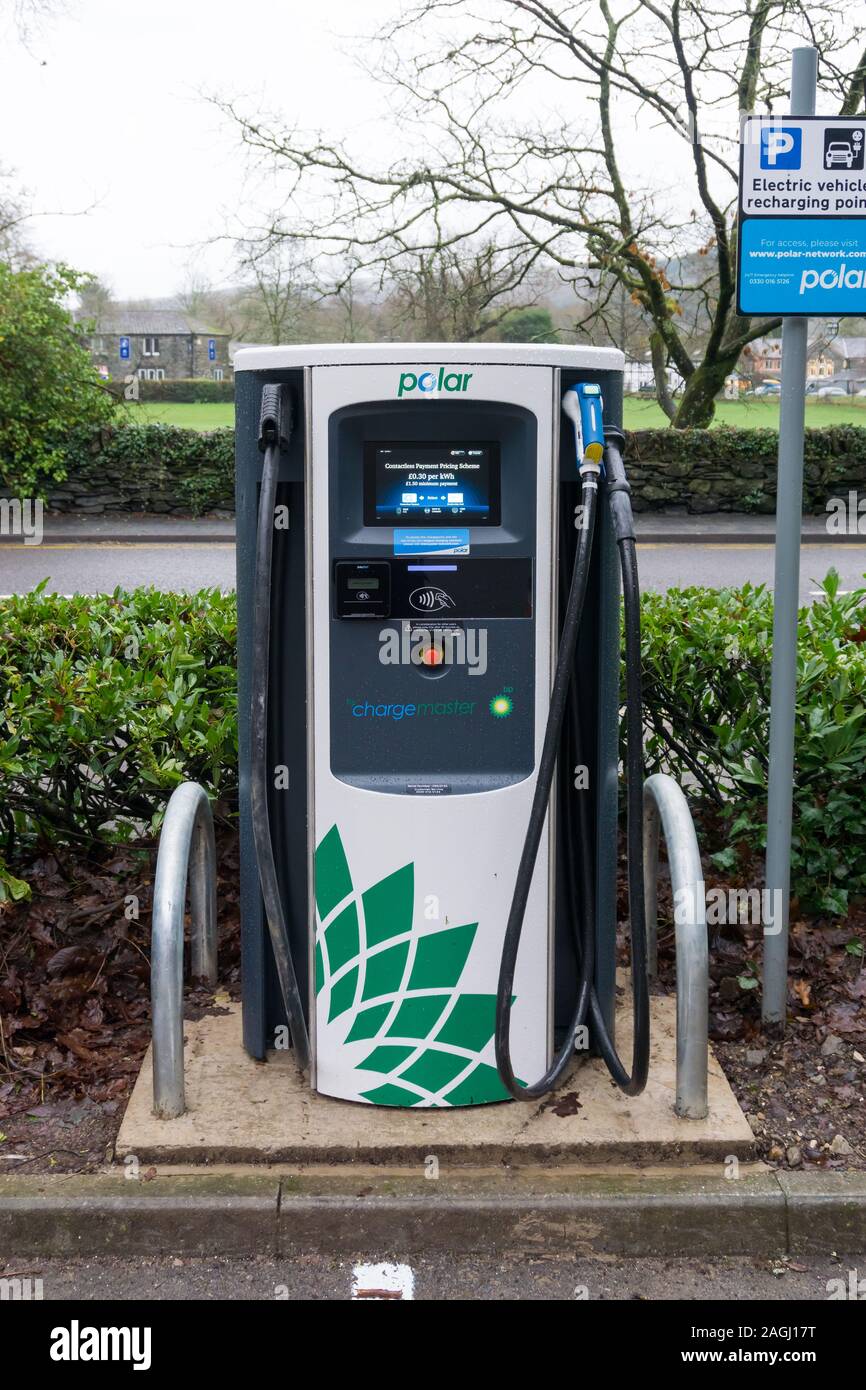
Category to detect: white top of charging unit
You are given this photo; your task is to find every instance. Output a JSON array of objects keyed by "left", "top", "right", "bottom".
[{"left": 233, "top": 342, "right": 624, "bottom": 372}]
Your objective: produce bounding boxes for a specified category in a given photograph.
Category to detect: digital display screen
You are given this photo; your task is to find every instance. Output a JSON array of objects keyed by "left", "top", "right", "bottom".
[
  {"left": 348, "top": 577, "right": 379, "bottom": 590},
  {"left": 364, "top": 442, "right": 501, "bottom": 526}
]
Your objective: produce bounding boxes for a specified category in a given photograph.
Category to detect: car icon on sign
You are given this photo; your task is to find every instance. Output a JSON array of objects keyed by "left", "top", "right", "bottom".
[{"left": 826, "top": 141, "right": 855, "bottom": 168}]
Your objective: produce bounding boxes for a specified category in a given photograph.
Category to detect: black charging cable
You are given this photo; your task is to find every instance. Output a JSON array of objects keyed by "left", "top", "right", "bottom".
[
  {"left": 494, "top": 425, "right": 650, "bottom": 1100},
  {"left": 495, "top": 466, "right": 599, "bottom": 1100},
  {"left": 251, "top": 384, "right": 310, "bottom": 1071}
]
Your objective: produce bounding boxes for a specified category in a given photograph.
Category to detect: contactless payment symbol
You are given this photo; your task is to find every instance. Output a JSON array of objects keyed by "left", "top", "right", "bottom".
[{"left": 409, "top": 586, "right": 455, "bottom": 613}]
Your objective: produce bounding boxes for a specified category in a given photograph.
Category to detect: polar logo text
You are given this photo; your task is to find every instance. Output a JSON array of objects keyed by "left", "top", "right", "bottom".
[
  {"left": 800, "top": 264, "right": 866, "bottom": 293},
  {"left": 397, "top": 368, "right": 473, "bottom": 397}
]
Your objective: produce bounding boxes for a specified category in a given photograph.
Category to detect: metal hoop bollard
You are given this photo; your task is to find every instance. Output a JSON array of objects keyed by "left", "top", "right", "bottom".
[
  {"left": 643, "top": 773, "right": 709, "bottom": 1120},
  {"left": 151, "top": 782, "right": 217, "bottom": 1118}
]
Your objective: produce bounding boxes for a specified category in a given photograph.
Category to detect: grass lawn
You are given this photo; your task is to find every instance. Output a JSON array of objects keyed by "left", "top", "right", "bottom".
[
  {"left": 118, "top": 401, "right": 236, "bottom": 430},
  {"left": 119, "top": 395, "right": 866, "bottom": 432},
  {"left": 622, "top": 395, "right": 866, "bottom": 429}
]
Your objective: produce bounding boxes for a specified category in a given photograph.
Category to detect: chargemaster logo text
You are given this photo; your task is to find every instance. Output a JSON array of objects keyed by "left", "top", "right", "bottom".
[
  {"left": 397, "top": 367, "right": 473, "bottom": 397},
  {"left": 349, "top": 698, "right": 476, "bottom": 720}
]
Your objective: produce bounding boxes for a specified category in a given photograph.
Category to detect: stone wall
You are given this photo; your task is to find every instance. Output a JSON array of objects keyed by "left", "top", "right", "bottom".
[
  {"left": 18, "top": 423, "right": 866, "bottom": 517},
  {"left": 624, "top": 425, "right": 866, "bottom": 514},
  {"left": 35, "top": 424, "right": 235, "bottom": 516}
]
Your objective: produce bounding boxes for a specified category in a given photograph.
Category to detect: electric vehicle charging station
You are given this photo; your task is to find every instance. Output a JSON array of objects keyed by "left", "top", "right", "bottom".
[{"left": 231, "top": 343, "right": 656, "bottom": 1110}]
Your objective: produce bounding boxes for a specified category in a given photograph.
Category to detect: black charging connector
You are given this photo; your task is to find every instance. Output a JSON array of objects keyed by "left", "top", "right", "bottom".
[
  {"left": 258, "top": 383, "right": 293, "bottom": 454},
  {"left": 601, "top": 426, "right": 636, "bottom": 543}
]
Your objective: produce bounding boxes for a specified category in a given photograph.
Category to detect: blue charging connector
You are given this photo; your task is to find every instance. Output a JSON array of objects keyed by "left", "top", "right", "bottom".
[{"left": 562, "top": 383, "right": 605, "bottom": 473}]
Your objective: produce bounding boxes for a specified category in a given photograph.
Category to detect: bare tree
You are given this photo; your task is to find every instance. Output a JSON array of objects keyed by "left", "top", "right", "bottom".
[
  {"left": 322, "top": 255, "right": 388, "bottom": 342},
  {"left": 0, "top": 168, "right": 33, "bottom": 263},
  {"left": 382, "top": 238, "right": 542, "bottom": 340},
  {"left": 233, "top": 241, "right": 313, "bottom": 344},
  {"left": 175, "top": 267, "right": 216, "bottom": 323},
  {"left": 1, "top": 0, "right": 70, "bottom": 52},
  {"left": 219, "top": 0, "right": 866, "bottom": 426}
]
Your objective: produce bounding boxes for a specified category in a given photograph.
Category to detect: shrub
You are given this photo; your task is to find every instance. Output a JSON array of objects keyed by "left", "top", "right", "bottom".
[
  {"left": 0, "top": 586, "right": 237, "bottom": 866},
  {"left": 136, "top": 377, "right": 235, "bottom": 404},
  {"left": 497, "top": 307, "right": 557, "bottom": 342},
  {"left": 627, "top": 422, "right": 866, "bottom": 469},
  {"left": 641, "top": 570, "right": 866, "bottom": 916},
  {"left": 0, "top": 263, "right": 115, "bottom": 492},
  {"left": 3, "top": 579, "right": 866, "bottom": 917}
]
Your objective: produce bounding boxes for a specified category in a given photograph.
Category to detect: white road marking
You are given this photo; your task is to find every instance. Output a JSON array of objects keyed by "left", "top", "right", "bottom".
[{"left": 351, "top": 1262, "right": 415, "bottom": 1301}]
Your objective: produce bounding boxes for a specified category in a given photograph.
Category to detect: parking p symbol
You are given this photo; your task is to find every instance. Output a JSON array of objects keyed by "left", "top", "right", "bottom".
[{"left": 760, "top": 126, "right": 802, "bottom": 169}]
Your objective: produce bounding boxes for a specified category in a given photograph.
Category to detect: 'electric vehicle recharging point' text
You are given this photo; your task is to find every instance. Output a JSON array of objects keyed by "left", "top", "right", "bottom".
[{"left": 234, "top": 343, "right": 648, "bottom": 1107}]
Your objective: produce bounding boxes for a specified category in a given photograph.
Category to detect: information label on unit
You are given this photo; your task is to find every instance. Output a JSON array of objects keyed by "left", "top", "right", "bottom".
[
  {"left": 394, "top": 528, "right": 471, "bottom": 556},
  {"left": 406, "top": 782, "right": 452, "bottom": 795}
]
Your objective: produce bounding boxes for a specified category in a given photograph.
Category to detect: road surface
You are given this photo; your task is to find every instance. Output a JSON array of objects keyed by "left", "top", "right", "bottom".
[
  {"left": 9, "top": 1251, "right": 862, "bottom": 1301},
  {"left": 0, "top": 539, "right": 864, "bottom": 602}
]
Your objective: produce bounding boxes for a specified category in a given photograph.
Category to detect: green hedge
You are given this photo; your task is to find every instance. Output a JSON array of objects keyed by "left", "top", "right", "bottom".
[
  {"left": 641, "top": 571, "right": 866, "bottom": 915},
  {"left": 3, "top": 580, "right": 866, "bottom": 915},
  {"left": 0, "top": 586, "right": 237, "bottom": 898},
  {"left": 35, "top": 421, "right": 866, "bottom": 517},
  {"left": 136, "top": 378, "right": 235, "bottom": 404}
]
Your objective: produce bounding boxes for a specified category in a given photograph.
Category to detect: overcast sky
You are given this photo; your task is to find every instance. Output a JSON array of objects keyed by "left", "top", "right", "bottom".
[
  {"left": 0, "top": 1, "right": 829, "bottom": 304},
  {"left": 0, "top": 0, "right": 399, "bottom": 297}
]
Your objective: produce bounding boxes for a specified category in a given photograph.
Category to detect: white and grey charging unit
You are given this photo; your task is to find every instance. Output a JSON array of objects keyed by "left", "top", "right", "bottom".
[{"left": 234, "top": 343, "right": 640, "bottom": 1107}]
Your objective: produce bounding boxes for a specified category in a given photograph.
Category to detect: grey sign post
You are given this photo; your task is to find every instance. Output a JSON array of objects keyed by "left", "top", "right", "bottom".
[
  {"left": 761, "top": 47, "right": 817, "bottom": 1025},
  {"left": 738, "top": 57, "right": 866, "bottom": 1024}
]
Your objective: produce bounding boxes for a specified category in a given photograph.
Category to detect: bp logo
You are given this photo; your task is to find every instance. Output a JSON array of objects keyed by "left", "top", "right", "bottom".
[
  {"left": 314, "top": 824, "right": 519, "bottom": 1106},
  {"left": 398, "top": 367, "right": 474, "bottom": 398},
  {"left": 489, "top": 692, "right": 513, "bottom": 718},
  {"left": 409, "top": 586, "right": 455, "bottom": 613}
]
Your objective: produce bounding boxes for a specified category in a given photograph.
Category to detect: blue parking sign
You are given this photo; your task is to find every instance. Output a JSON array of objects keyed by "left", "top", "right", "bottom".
[
  {"left": 739, "top": 116, "right": 866, "bottom": 316},
  {"left": 208, "top": 338, "right": 216, "bottom": 361},
  {"left": 759, "top": 127, "right": 802, "bottom": 170},
  {"left": 119, "top": 336, "right": 130, "bottom": 360}
]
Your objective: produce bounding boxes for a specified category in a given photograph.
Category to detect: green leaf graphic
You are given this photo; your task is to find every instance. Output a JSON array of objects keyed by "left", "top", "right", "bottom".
[
  {"left": 315, "top": 825, "right": 516, "bottom": 1107},
  {"left": 324, "top": 901, "right": 359, "bottom": 973},
  {"left": 407, "top": 923, "right": 477, "bottom": 989},
  {"left": 362, "top": 864, "right": 413, "bottom": 946},
  {"left": 328, "top": 966, "right": 358, "bottom": 1023},
  {"left": 315, "top": 824, "right": 353, "bottom": 919},
  {"left": 361, "top": 940, "right": 410, "bottom": 1001},
  {"left": 386, "top": 994, "right": 450, "bottom": 1039}
]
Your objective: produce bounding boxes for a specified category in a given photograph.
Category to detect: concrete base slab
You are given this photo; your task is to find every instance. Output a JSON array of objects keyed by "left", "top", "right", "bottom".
[{"left": 116, "top": 999, "right": 754, "bottom": 1166}]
